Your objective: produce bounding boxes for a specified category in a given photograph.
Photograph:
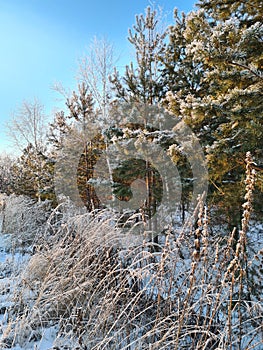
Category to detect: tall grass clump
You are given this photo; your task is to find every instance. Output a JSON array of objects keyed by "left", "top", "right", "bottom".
[
  {"left": 0, "top": 194, "right": 52, "bottom": 251},
  {"left": 0, "top": 152, "right": 262, "bottom": 349}
]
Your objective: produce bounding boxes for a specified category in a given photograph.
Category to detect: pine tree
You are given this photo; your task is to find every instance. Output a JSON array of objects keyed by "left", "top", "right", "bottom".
[
  {"left": 51, "top": 83, "right": 104, "bottom": 210},
  {"left": 11, "top": 144, "right": 55, "bottom": 203},
  {"left": 110, "top": 6, "right": 167, "bottom": 104},
  {"left": 0, "top": 154, "right": 15, "bottom": 195},
  {"left": 158, "top": 10, "right": 210, "bottom": 217},
  {"left": 161, "top": 4, "right": 263, "bottom": 227},
  {"left": 48, "top": 111, "right": 71, "bottom": 151},
  {"left": 109, "top": 7, "right": 170, "bottom": 244},
  {"left": 197, "top": 0, "right": 262, "bottom": 27}
]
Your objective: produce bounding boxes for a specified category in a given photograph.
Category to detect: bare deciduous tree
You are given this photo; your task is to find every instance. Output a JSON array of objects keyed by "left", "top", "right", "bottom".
[
  {"left": 77, "top": 36, "right": 118, "bottom": 121},
  {"left": 6, "top": 99, "right": 48, "bottom": 153}
]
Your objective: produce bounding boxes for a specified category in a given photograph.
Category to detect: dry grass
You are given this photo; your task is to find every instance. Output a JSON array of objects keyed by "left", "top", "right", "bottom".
[
  {"left": 0, "top": 194, "right": 52, "bottom": 251},
  {"left": 0, "top": 153, "right": 262, "bottom": 349}
]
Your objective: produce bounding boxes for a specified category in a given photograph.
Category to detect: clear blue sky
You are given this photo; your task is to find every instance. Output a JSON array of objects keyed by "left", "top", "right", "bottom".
[{"left": 0, "top": 0, "right": 196, "bottom": 154}]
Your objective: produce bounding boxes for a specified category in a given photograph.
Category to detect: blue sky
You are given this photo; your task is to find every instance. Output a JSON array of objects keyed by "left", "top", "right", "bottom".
[{"left": 0, "top": 0, "right": 196, "bottom": 154}]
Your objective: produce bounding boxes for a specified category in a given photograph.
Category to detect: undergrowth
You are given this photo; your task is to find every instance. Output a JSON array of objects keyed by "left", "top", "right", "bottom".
[{"left": 0, "top": 152, "right": 262, "bottom": 349}]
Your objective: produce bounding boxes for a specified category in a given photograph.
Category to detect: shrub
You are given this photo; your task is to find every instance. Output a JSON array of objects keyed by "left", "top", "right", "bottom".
[{"left": 1, "top": 194, "right": 52, "bottom": 250}]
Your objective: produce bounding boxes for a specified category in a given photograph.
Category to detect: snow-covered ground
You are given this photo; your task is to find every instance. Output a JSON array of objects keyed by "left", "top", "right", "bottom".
[
  {"left": 0, "top": 213, "right": 57, "bottom": 350},
  {"left": 0, "top": 206, "right": 262, "bottom": 349}
]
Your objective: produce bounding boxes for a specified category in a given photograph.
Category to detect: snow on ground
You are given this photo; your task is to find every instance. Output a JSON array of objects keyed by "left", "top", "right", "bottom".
[
  {"left": 0, "top": 213, "right": 58, "bottom": 350},
  {"left": 0, "top": 209, "right": 262, "bottom": 349}
]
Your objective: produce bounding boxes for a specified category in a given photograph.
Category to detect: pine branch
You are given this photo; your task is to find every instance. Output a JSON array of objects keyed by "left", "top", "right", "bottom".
[{"left": 227, "top": 60, "right": 263, "bottom": 80}]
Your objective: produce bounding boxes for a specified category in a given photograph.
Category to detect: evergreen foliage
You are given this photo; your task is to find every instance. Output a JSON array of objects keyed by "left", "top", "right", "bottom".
[
  {"left": 197, "top": 0, "right": 263, "bottom": 27},
  {"left": 10, "top": 144, "right": 54, "bottom": 203},
  {"left": 160, "top": 2, "right": 263, "bottom": 227},
  {"left": 110, "top": 7, "right": 167, "bottom": 104},
  {"left": 0, "top": 154, "right": 15, "bottom": 195}
]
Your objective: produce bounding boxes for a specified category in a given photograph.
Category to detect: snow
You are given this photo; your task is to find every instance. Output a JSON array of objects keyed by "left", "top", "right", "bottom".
[
  {"left": 0, "top": 211, "right": 56, "bottom": 349},
  {"left": 1, "top": 327, "right": 57, "bottom": 350},
  {"left": 0, "top": 202, "right": 262, "bottom": 349}
]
